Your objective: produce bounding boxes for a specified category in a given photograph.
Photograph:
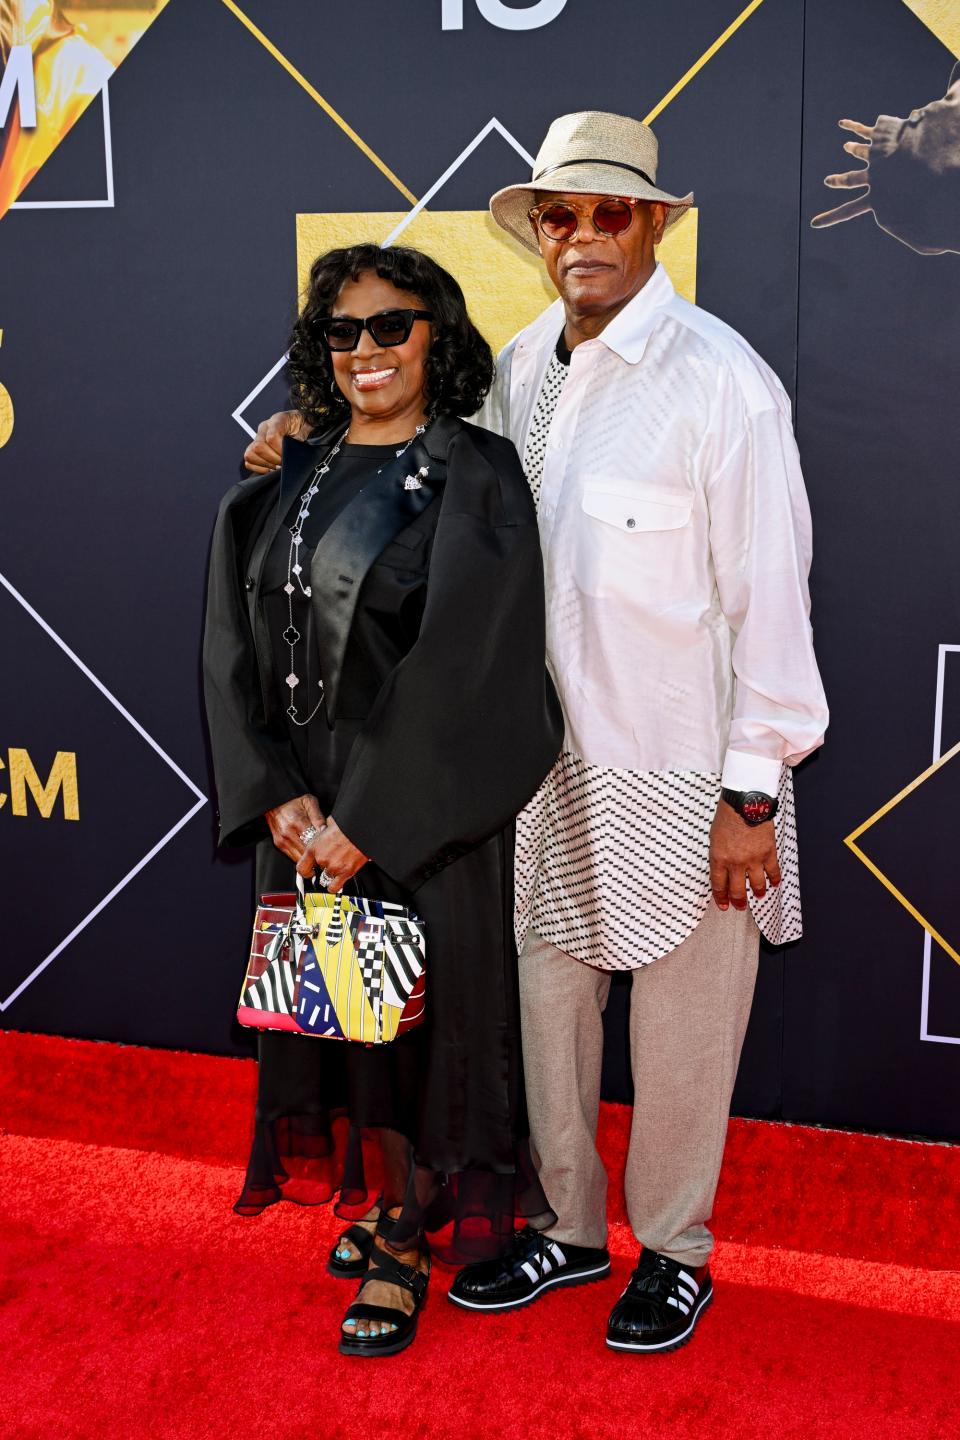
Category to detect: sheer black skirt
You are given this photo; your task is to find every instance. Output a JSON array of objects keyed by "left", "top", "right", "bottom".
[{"left": 235, "top": 827, "right": 554, "bottom": 1263}]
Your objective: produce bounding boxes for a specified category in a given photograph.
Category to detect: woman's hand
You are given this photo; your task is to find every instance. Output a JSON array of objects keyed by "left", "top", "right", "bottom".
[
  {"left": 265, "top": 794, "right": 327, "bottom": 863},
  {"left": 297, "top": 816, "right": 368, "bottom": 891}
]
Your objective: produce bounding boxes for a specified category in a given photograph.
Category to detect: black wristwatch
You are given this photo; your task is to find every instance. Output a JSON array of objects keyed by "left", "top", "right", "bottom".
[{"left": 720, "top": 787, "right": 779, "bottom": 827}]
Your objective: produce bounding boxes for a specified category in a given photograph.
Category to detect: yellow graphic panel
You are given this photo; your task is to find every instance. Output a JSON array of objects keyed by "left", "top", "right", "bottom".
[
  {"left": 660, "top": 210, "right": 698, "bottom": 307},
  {"left": 0, "top": 329, "right": 12, "bottom": 447},
  {"left": 902, "top": 1, "right": 960, "bottom": 58},
  {"left": 303, "top": 893, "right": 379, "bottom": 1043},
  {"left": 0, "top": 2, "right": 172, "bottom": 219},
  {"left": 297, "top": 210, "right": 698, "bottom": 356}
]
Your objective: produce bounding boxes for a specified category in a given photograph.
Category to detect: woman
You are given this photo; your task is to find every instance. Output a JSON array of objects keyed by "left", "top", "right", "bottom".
[{"left": 203, "top": 243, "right": 563, "bottom": 1357}]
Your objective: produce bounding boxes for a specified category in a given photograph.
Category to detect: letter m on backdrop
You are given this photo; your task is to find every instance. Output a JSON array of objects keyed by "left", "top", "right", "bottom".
[
  {"left": 1, "top": 749, "right": 79, "bottom": 819},
  {"left": 0, "top": 45, "right": 37, "bottom": 130}
]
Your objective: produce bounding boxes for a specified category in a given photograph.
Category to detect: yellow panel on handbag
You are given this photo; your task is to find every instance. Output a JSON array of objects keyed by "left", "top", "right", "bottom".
[{"left": 303, "top": 893, "right": 379, "bottom": 1044}]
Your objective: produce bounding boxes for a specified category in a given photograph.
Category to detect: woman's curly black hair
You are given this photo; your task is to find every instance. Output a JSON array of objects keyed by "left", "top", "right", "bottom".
[{"left": 287, "top": 243, "right": 494, "bottom": 427}]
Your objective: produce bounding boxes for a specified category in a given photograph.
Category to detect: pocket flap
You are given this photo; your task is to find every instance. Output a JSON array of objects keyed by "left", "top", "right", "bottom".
[{"left": 581, "top": 485, "right": 692, "bottom": 532}]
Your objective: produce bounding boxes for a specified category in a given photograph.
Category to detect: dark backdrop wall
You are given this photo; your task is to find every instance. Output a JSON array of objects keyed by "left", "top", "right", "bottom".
[{"left": 1, "top": 0, "right": 958, "bottom": 1141}]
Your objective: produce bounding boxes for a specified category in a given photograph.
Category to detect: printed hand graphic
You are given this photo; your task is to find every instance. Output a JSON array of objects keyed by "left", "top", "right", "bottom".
[{"left": 812, "top": 74, "right": 960, "bottom": 255}]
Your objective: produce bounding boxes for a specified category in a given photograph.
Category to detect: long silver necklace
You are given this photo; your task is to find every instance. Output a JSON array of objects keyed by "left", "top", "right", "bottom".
[{"left": 283, "top": 424, "right": 429, "bottom": 726}]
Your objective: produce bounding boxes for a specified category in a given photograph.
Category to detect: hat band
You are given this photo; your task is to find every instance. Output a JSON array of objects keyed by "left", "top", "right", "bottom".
[{"left": 533, "top": 157, "right": 655, "bottom": 187}]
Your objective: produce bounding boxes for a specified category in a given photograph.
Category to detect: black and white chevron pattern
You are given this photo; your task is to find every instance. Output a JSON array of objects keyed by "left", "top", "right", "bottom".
[{"left": 515, "top": 753, "right": 800, "bottom": 969}]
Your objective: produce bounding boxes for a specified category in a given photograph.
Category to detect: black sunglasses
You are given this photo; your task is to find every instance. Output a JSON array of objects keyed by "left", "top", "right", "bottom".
[
  {"left": 317, "top": 308, "right": 434, "bottom": 351},
  {"left": 528, "top": 197, "right": 641, "bottom": 243}
]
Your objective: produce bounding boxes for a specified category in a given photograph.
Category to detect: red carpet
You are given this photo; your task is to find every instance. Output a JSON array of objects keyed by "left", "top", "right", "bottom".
[{"left": 1, "top": 1031, "right": 958, "bottom": 1440}]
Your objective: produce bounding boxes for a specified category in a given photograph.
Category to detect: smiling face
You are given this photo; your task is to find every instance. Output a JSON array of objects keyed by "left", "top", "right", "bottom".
[
  {"left": 531, "top": 192, "right": 667, "bottom": 335},
  {"left": 329, "top": 271, "right": 433, "bottom": 439}
]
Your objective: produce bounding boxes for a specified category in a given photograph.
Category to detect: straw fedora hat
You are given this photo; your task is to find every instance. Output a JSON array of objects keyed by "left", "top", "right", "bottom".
[{"left": 490, "top": 110, "right": 693, "bottom": 255}]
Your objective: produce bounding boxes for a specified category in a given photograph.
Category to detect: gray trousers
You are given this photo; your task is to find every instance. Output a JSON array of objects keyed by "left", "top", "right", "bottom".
[{"left": 519, "top": 901, "right": 760, "bottom": 1267}]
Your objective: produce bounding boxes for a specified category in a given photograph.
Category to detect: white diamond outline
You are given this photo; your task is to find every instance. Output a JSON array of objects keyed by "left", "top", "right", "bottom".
[
  {"left": 0, "top": 569, "right": 206, "bottom": 1011},
  {"left": 10, "top": 82, "right": 115, "bottom": 211},
  {"left": 230, "top": 116, "right": 535, "bottom": 437},
  {"left": 920, "top": 643, "right": 960, "bottom": 1045}
]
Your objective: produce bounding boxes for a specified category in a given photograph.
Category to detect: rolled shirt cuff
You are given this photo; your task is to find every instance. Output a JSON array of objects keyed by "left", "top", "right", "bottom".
[{"left": 720, "top": 751, "right": 784, "bottom": 796}]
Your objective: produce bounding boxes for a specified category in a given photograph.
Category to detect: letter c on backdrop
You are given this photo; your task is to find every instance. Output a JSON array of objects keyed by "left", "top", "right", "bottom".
[{"left": 443, "top": 0, "right": 568, "bottom": 31}]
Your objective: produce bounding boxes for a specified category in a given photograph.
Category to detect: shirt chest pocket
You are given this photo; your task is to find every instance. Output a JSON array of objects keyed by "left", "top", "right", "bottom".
[
  {"left": 581, "top": 484, "right": 692, "bottom": 533},
  {"left": 573, "top": 483, "right": 694, "bottom": 601}
]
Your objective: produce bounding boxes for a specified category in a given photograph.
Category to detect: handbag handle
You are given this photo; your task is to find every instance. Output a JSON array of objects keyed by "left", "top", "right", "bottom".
[
  {"left": 295, "top": 871, "right": 352, "bottom": 940},
  {"left": 295, "top": 871, "right": 357, "bottom": 904}
]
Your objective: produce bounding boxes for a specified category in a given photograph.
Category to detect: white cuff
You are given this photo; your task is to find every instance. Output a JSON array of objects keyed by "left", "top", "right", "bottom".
[{"left": 721, "top": 751, "right": 783, "bottom": 795}]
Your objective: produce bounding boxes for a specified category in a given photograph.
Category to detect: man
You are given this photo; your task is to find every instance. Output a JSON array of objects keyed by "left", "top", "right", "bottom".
[{"left": 244, "top": 110, "right": 828, "bottom": 1354}]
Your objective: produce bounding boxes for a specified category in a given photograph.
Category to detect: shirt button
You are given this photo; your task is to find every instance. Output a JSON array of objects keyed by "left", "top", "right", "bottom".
[
  {"left": 626, "top": 518, "right": 636, "bottom": 529},
  {"left": 245, "top": 575, "right": 255, "bottom": 590}
]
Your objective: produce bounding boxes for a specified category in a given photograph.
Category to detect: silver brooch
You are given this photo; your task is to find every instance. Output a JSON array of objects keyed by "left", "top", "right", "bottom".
[{"left": 403, "top": 466, "right": 429, "bottom": 491}]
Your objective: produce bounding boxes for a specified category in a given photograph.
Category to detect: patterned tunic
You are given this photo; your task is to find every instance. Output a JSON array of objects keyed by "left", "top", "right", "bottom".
[{"left": 515, "top": 336, "right": 801, "bottom": 970}]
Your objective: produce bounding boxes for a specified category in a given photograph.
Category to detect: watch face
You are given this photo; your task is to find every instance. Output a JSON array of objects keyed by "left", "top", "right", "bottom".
[{"left": 741, "top": 792, "right": 775, "bottom": 825}]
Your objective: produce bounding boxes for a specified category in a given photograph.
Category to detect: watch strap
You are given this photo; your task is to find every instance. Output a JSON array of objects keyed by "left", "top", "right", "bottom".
[{"left": 720, "top": 787, "right": 779, "bottom": 827}]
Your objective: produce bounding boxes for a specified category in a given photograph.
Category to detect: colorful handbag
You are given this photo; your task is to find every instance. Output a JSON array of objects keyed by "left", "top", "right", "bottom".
[{"left": 237, "top": 877, "right": 426, "bottom": 1044}]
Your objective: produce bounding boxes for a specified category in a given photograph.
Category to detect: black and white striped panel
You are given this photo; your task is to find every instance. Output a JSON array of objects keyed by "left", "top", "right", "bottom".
[
  {"left": 666, "top": 1269, "right": 700, "bottom": 1316},
  {"left": 242, "top": 954, "right": 297, "bottom": 1015},
  {"left": 519, "top": 1240, "right": 567, "bottom": 1286},
  {"left": 381, "top": 920, "right": 425, "bottom": 1009},
  {"left": 322, "top": 897, "right": 347, "bottom": 949}
]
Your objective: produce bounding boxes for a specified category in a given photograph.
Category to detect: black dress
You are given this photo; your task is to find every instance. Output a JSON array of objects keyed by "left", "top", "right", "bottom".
[{"left": 203, "top": 415, "right": 564, "bottom": 1260}]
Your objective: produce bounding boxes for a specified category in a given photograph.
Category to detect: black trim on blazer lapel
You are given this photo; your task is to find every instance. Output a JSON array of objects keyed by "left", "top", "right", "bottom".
[
  {"left": 420, "top": 412, "right": 459, "bottom": 464},
  {"left": 244, "top": 427, "right": 346, "bottom": 627},
  {"left": 281, "top": 420, "right": 349, "bottom": 513},
  {"left": 310, "top": 429, "right": 448, "bottom": 726},
  {"left": 242, "top": 425, "right": 349, "bottom": 717}
]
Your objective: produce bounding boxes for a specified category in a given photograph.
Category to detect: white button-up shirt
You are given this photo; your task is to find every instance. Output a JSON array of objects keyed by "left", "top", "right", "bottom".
[{"left": 478, "top": 264, "right": 829, "bottom": 967}]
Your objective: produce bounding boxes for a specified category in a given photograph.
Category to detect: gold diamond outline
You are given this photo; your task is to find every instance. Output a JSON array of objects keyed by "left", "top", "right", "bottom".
[
  {"left": 221, "top": 0, "right": 771, "bottom": 205},
  {"left": 844, "top": 738, "right": 960, "bottom": 966}
]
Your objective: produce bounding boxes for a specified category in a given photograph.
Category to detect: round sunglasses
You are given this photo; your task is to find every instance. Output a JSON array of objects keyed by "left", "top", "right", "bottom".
[
  {"left": 317, "top": 308, "right": 434, "bottom": 352},
  {"left": 528, "top": 197, "right": 642, "bottom": 243}
]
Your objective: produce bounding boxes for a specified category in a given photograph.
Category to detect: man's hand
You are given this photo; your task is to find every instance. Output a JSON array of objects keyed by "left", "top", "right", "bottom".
[
  {"left": 243, "top": 410, "right": 311, "bottom": 474},
  {"left": 265, "top": 793, "right": 326, "bottom": 863},
  {"left": 709, "top": 799, "right": 781, "bottom": 912},
  {"left": 297, "top": 816, "right": 368, "bottom": 891}
]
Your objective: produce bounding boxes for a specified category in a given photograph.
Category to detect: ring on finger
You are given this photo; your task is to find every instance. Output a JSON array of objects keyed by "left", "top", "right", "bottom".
[
  {"left": 319, "top": 869, "right": 335, "bottom": 889},
  {"left": 299, "top": 825, "right": 319, "bottom": 845}
]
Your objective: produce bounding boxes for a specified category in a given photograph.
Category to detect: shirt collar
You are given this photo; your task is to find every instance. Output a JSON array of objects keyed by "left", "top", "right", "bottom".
[{"left": 581, "top": 262, "right": 675, "bottom": 365}]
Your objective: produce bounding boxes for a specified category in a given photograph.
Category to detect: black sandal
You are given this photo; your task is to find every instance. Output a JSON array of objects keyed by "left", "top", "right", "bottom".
[
  {"left": 338, "top": 1243, "right": 431, "bottom": 1358},
  {"left": 327, "top": 1205, "right": 397, "bottom": 1279}
]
